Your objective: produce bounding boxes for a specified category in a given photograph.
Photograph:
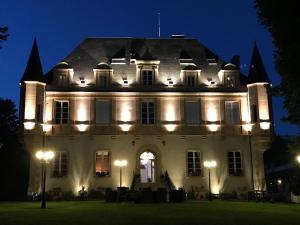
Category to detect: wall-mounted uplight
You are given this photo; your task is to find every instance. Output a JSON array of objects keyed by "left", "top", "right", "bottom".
[
  {"left": 76, "top": 124, "right": 89, "bottom": 132},
  {"left": 167, "top": 78, "right": 174, "bottom": 86},
  {"left": 119, "top": 124, "right": 132, "bottom": 132},
  {"left": 260, "top": 121, "right": 270, "bottom": 130},
  {"left": 207, "top": 124, "right": 219, "bottom": 132},
  {"left": 24, "top": 121, "right": 35, "bottom": 130},
  {"left": 122, "top": 77, "right": 129, "bottom": 86},
  {"left": 79, "top": 77, "right": 86, "bottom": 87},
  {"left": 164, "top": 124, "right": 177, "bottom": 132},
  {"left": 42, "top": 124, "right": 52, "bottom": 133},
  {"left": 242, "top": 123, "right": 253, "bottom": 133}
]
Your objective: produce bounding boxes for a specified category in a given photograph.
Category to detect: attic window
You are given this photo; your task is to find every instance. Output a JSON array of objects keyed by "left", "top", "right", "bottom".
[
  {"left": 207, "top": 59, "right": 217, "bottom": 65},
  {"left": 111, "top": 58, "right": 126, "bottom": 64}
]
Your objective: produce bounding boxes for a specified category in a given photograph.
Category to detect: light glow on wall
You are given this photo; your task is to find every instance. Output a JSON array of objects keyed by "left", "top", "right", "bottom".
[
  {"left": 24, "top": 121, "right": 35, "bottom": 130},
  {"left": 24, "top": 83, "right": 36, "bottom": 120},
  {"left": 242, "top": 123, "right": 253, "bottom": 133},
  {"left": 117, "top": 99, "right": 135, "bottom": 122},
  {"left": 257, "top": 85, "right": 270, "bottom": 121},
  {"left": 205, "top": 99, "right": 220, "bottom": 122},
  {"left": 241, "top": 98, "right": 250, "bottom": 123},
  {"left": 211, "top": 184, "right": 220, "bottom": 194},
  {"left": 260, "top": 121, "right": 270, "bottom": 130},
  {"left": 42, "top": 124, "right": 52, "bottom": 132},
  {"left": 77, "top": 103, "right": 88, "bottom": 122},
  {"left": 161, "top": 98, "right": 180, "bottom": 122}
]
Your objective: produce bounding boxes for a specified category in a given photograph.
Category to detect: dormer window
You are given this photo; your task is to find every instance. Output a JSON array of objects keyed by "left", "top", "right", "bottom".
[
  {"left": 185, "top": 74, "right": 196, "bottom": 87},
  {"left": 225, "top": 74, "right": 235, "bottom": 88},
  {"left": 98, "top": 74, "right": 109, "bottom": 87},
  {"left": 142, "top": 70, "right": 153, "bottom": 85},
  {"left": 93, "top": 63, "right": 112, "bottom": 88},
  {"left": 58, "top": 74, "right": 69, "bottom": 86}
]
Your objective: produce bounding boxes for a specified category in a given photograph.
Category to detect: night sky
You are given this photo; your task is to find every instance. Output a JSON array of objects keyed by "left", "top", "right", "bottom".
[{"left": 0, "top": 0, "right": 298, "bottom": 135}]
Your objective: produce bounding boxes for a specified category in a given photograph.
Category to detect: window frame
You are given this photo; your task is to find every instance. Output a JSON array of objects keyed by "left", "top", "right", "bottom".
[
  {"left": 95, "top": 100, "right": 111, "bottom": 124},
  {"left": 141, "top": 70, "right": 154, "bottom": 85},
  {"left": 95, "top": 150, "right": 110, "bottom": 177},
  {"left": 228, "top": 151, "right": 242, "bottom": 176},
  {"left": 141, "top": 101, "right": 155, "bottom": 124},
  {"left": 187, "top": 150, "right": 202, "bottom": 177},
  {"left": 224, "top": 100, "right": 240, "bottom": 125},
  {"left": 52, "top": 151, "right": 68, "bottom": 177},
  {"left": 54, "top": 100, "right": 69, "bottom": 124}
]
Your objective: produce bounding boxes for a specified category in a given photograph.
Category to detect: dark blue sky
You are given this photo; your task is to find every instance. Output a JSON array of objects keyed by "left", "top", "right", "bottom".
[{"left": 0, "top": 0, "right": 298, "bottom": 135}]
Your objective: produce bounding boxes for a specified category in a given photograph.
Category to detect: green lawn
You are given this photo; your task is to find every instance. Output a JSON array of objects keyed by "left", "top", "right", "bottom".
[{"left": 0, "top": 201, "right": 300, "bottom": 225}]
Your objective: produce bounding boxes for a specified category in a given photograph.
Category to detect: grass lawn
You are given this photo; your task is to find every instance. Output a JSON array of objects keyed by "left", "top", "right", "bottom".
[{"left": 0, "top": 200, "right": 300, "bottom": 225}]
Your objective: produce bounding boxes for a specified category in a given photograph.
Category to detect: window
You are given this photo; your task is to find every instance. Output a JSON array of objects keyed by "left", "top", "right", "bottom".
[
  {"left": 97, "top": 74, "right": 109, "bottom": 87},
  {"left": 95, "top": 151, "right": 110, "bottom": 177},
  {"left": 251, "top": 104, "right": 258, "bottom": 123},
  {"left": 142, "top": 70, "right": 153, "bottom": 85},
  {"left": 225, "top": 101, "right": 240, "bottom": 124},
  {"left": 36, "top": 103, "right": 43, "bottom": 123},
  {"left": 185, "top": 101, "right": 200, "bottom": 124},
  {"left": 53, "top": 152, "right": 68, "bottom": 177},
  {"left": 228, "top": 151, "right": 242, "bottom": 176},
  {"left": 54, "top": 101, "right": 69, "bottom": 124},
  {"left": 58, "top": 74, "right": 68, "bottom": 86},
  {"left": 185, "top": 72, "right": 197, "bottom": 87},
  {"left": 225, "top": 74, "right": 235, "bottom": 87},
  {"left": 187, "top": 151, "right": 201, "bottom": 176},
  {"left": 95, "top": 100, "right": 110, "bottom": 124},
  {"left": 141, "top": 102, "right": 155, "bottom": 124}
]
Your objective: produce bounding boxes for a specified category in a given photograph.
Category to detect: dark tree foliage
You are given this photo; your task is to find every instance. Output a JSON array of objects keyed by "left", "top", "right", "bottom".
[
  {"left": 254, "top": 0, "right": 300, "bottom": 128},
  {"left": 0, "top": 26, "right": 8, "bottom": 48},
  {"left": 0, "top": 98, "right": 29, "bottom": 200}
]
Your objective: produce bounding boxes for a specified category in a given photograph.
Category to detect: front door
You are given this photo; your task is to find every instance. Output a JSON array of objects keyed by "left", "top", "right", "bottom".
[{"left": 140, "top": 151, "right": 155, "bottom": 183}]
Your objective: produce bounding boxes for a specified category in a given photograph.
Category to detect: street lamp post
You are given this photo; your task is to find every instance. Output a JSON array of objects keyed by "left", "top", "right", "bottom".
[
  {"left": 203, "top": 160, "right": 217, "bottom": 201},
  {"left": 35, "top": 150, "right": 54, "bottom": 209},
  {"left": 114, "top": 160, "right": 128, "bottom": 187}
]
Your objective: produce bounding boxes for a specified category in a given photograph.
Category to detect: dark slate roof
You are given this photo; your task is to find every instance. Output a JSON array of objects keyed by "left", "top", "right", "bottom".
[
  {"left": 248, "top": 42, "right": 271, "bottom": 84},
  {"left": 112, "top": 47, "right": 126, "bottom": 59},
  {"left": 179, "top": 50, "right": 192, "bottom": 59},
  {"left": 138, "top": 48, "right": 157, "bottom": 60},
  {"left": 20, "top": 38, "right": 44, "bottom": 83},
  {"left": 43, "top": 37, "right": 249, "bottom": 87}
]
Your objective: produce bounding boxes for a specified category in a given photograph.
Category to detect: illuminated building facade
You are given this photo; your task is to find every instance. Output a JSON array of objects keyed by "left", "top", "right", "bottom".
[{"left": 20, "top": 37, "right": 272, "bottom": 197}]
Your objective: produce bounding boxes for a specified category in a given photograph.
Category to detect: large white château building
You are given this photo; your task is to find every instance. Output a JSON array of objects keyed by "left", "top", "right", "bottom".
[{"left": 20, "top": 36, "right": 273, "bottom": 197}]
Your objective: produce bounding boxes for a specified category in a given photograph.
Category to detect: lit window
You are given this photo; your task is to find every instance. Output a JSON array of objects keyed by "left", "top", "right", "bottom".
[
  {"left": 185, "top": 101, "right": 200, "bottom": 124},
  {"left": 53, "top": 152, "right": 68, "bottom": 177},
  {"left": 228, "top": 151, "right": 242, "bottom": 176},
  {"left": 187, "top": 151, "right": 201, "bottom": 176},
  {"left": 54, "top": 101, "right": 69, "bottom": 124},
  {"left": 95, "top": 100, "right": 110, "bottom": 124},
  {"left": 225, "top": 101, "right": 240, "bottom": 124},
  {"left": 142, "top": 70, "right": 153, "bottom": 85},
  {"left": 141, "top": 102, "right": 155, "bottom": 124},
  {"left": 225, "top": 74, "right": 235, "bottom": 87},
  {"left": 95, "top": 151, "right": 110, "bottom": 177}
]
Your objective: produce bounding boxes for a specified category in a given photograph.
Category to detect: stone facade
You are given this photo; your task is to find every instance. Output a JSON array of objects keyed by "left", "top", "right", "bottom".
[{"left": 20, "top": 38, "right": 272, "bottom": 197}]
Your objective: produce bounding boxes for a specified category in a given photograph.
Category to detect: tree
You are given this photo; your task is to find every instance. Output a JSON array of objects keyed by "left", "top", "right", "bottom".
[
  {"left": 0, "top": 26, "right": 8, "bottom": 48},
  {"left": 254, "top": 1, "right": 300, "bottom": 128},
  {"left": 0, "top": 98, "right": 29, "bottom": 200}
]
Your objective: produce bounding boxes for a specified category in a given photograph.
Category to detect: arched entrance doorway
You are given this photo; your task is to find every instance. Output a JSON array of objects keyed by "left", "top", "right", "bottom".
[{"left": 140, "top": 151, "right": 155, "bottom": 183}]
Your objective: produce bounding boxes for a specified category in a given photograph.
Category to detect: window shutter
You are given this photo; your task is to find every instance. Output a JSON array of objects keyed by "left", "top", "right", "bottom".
[
  {"left": 96, "top": 100, "right": 110, "bottom": 124},
  {"left": 185, "top": 101, "right": 200, "bottom": 124}
]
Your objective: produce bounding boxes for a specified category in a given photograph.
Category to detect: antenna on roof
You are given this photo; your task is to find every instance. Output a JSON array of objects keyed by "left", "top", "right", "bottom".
[{"left": 158, "top": 12, "right": 161, "bottom": 38}]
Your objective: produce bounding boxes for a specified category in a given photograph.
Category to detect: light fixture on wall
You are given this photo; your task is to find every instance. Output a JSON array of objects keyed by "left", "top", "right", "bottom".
[
  {"left": 79, "top": 77, "right": 86, "bottom": 87},
  {"left": 164, "top": 124, "right": 177, "bottom": 133},
  {"left": 206, "top": 123, "right": 220, "bottom": 132},
  {"left": 24, "top": 121, "right": 35, "bottom": 130},
  {"left": 122, "top": 77, "right": 129, "bottom": 86},
  {"left": 75, "top": 121, "right": 89, "bottom": 133},
  {"left": 259, "top": 121, "right": 270, "bottom": 130},
  {"left": 119, "top": 124, "right": 132, "bottom": 132},
  {"left": 167, "top": 78, "right": 174, "bottom": 86},
  {"left": 242, "top": 123, "right": 253, "bottom": 133},
  {"left": 42, "top": 123, "right": 52, "bottom": 133}
]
